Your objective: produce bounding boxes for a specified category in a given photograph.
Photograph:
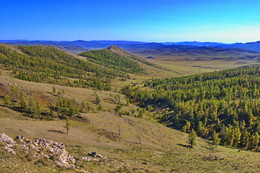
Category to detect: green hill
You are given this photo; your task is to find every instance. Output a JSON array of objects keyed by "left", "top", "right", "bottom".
[
  {"left": 79, "top": 47, "right": 145, "bottom": 74},
  {"left": 0, "top": 44, "right": 130, "bottom": 90}
]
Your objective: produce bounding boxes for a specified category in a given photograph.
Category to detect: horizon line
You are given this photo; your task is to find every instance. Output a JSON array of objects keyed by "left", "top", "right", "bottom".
[{"left": 0, "top": 39, "right": 260, "bottom": 44}]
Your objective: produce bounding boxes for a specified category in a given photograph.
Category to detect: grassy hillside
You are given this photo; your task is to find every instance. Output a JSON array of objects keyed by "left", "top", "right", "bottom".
[
  {"left": 0, "top": 44, "right": 130, "bottom": 90},
  {"left": 122, "top": 65, "right": 260, "bottom": 151}
]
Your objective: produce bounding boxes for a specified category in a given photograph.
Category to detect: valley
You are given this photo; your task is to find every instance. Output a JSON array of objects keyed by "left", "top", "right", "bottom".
[{"left": 0, "top": 43, "right": 259, "bottom": 173}]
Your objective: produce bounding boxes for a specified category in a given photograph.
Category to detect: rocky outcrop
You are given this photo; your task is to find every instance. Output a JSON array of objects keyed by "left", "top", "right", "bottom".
[
  {"left": 0, "top": 133, "right": 16, "bottom": 155},
  {"left": 0, "top": 133, "right": 15, "bottom": 144},
  {"left": 0, "top": 133, "right": 108, "bottom": 171},
  {"left": 0, "top": 133, "right": 75, "bottom": 168}
]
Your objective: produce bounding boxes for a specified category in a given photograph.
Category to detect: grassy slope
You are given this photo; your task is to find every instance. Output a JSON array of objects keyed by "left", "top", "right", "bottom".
[
  {"left": 0, "top": 73, "right": 260, "bottom": 173},
  {"left": 1, "top": 108, "right": 260, "bottom": 172}
]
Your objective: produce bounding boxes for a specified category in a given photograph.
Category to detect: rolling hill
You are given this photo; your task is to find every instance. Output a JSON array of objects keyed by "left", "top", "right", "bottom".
[
  {"left": 0, "top": 44, "right": 149, "bottom": 90},
  {"left": 79, "top": 47, "right": 145, "bottom": 74},
  {"left": 2, "top": 40, "right": 260, "bottom": 69}
]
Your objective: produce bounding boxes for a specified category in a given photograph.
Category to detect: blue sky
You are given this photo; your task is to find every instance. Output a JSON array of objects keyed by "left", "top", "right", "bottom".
[{"left": 1, "top": 0, "right": 260, "bottom": 43}]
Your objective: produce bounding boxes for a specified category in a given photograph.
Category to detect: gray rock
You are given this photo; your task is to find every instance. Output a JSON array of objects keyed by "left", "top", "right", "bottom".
[
  {"left": 1, "top": 133, "right": 77, "bottom": 169},
  {"left": 3, "top": 146, "right": 16, "bottom": 155},
  {"left": 0, "top": 133, "right": 15, "bottom": 144}
]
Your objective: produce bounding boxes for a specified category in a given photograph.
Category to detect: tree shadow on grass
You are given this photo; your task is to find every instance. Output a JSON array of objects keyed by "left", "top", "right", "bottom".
[
  {"left": 177, "top": 144, "right": 191, "bottom": 148},
  {"left": 48, "top": 129, "right": 65, "bottom": 134}
]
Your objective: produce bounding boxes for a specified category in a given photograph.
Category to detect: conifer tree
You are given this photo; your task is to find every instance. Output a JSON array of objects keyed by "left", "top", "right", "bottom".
[
  {"left": 241, "top": 131, "right": 250, "bottom": 149},
  {"left": 4, "top": 95, "right": 12, "bottom": 107},
  {"left": 19, "top": 93, "right": 27, "bottom": 111},
  {"left": 249, "top": 132, "right": 259, "bottom": 150},
  {"left": 188, "top": 129, "right": 197, "bottom": 148},
  {"left": 183, "top": 121, "right": 191, "bottom": 133},
  {"left": 64, "top": 116, "right": 71, "bottom": 135},
  {"left": 212, "top": 130, "right": 220, "bottom": 147}
]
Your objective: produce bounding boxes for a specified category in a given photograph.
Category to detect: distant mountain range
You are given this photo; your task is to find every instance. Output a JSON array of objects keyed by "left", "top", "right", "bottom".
[
  {"left": 1, "top": 40, "right": 260, "bottom": 53},
  {"left": 217, "top": 41, "right": 260, "bottom": 51},
  {"left": 162, "top": 41, "right": 260, "bottom": 52},
  {"left": 163, "top": 41, "right": 226, "bottom": 47}
]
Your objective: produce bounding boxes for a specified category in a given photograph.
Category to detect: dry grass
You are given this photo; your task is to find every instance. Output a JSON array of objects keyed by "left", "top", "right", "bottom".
[
  {"left": 148, "top": 57, "right": 260, "bottom": 77},
  {"left": 0, "top": 110, "right": 260, "bottom": 172}
]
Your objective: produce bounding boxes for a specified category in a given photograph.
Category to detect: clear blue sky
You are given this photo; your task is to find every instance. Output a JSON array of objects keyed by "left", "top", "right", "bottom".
[{"left": 1, "top": 0, "right": 260, "bottom": 43}]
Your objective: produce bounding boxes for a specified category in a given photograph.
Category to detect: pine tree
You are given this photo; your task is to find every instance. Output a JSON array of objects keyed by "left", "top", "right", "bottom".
[
  {"left": 68, "top": 104, "right": 78, "bottom": 116},
  {"left": 64, "top": 116, "right": 71, "bottom": 135},
  {"left": 249, "top": 132, "right": 259, "bottom": 150},
  {"left": 28, "top": 98, "right": 35, "bottom": 113},
  {"left": 197, "top": 121, "right": 205, "bottom": 136},
  {"left": 241, "top": 131, "right": 250, "bottom": 149},
  {"left": 183, "top": 121, "right": 191, "bottom": 133},
  {"left": 212, "top": 130, "right": 220, "bottom": 147},
  {"left": 19, "top": 93, "right": 27, "bottom": 111},
  {"left": 4, "top": 95, "right": 12, "bottom": 107},
  {"left": 188, "top": 129, "right": 197, "bottom": 148},
  {"left": 95, "top": 93, "right": 101, "bottom": 104},
  {"left": 233, "top": 128, "right": 241, "bottom": 147}
]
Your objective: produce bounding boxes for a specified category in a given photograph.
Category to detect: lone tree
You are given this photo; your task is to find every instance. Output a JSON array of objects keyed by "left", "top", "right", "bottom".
[
  {"left": 95, "top": 93, "right": 101, "bottom": 104},
  {"left": 188, "top": 129, "right": 197, "bottom": 148},
  {"left": 64, "top": 116, "right": 71, "bottom": 135}
]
